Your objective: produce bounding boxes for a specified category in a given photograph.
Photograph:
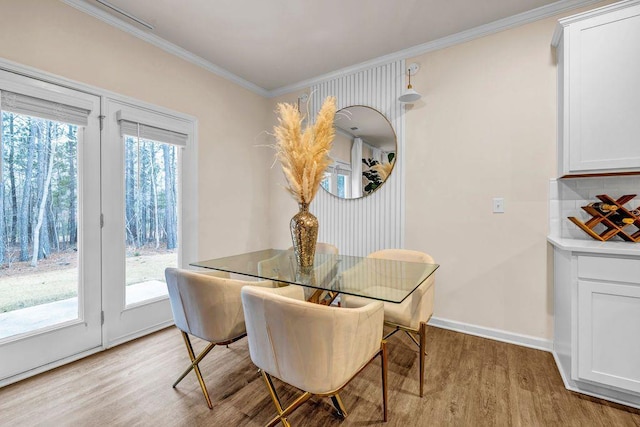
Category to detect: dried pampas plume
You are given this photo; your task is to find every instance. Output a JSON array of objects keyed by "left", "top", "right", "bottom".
[
  {"left": 372, "top": 160, "right": 395, "bottom": 181},
  {"left": 273, "top": 96, "right": 336, "bottom": 204}
]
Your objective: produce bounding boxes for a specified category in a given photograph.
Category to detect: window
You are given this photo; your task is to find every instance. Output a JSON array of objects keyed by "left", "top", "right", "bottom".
[
  {"left": 123, "top": 132, "right": 179, "bottom": 305},
  {"left": 322, "top": 162, "right": 351, "bottom": 198},
  {"left": 0, "top": 89, "right": 92, "bottom": 338},
  {"left": 118, "top": 117, "right": 186, "bottom": 306}
]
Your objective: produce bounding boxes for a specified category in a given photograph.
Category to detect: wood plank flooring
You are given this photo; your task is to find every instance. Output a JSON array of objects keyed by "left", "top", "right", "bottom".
[{"left": 1, "top": 326, "right": 639, "bottom": 426}]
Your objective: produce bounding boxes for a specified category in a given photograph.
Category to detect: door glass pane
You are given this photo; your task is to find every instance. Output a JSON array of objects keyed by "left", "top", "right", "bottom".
[
  {"left": 0, "top": 112, "right": 79, "bottom": 340},
  {"left": 321, "top": 172, "right": 330, "bottom": 192},
  {"left": 337, "top": 174, "right": 346, "bottom": 198},
  {"left": 124, "top": 135, "right": 178, "bottom": 306}
]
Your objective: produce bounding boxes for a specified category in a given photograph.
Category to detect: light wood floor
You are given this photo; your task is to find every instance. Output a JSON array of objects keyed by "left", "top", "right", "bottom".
[{"left": 1, "top": 326, "right": 639, "bottom": 426}]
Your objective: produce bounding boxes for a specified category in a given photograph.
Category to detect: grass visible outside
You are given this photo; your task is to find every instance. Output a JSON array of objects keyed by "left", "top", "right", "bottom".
[
  {"left": 125, "top": 252, "right": 176, "bottom": 286},
  {"left": 0, "top": 251, "right": 176, "bottom": 313}
]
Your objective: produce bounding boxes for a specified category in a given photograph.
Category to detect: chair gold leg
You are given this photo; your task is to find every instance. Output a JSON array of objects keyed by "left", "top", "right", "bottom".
[
  {"left": 381, "top": 340, "right": 388, "bottom": 422},
  {"left": 265, "top": 392, "right": 312, "bottom": 427},
  {"left": 173, "top": 339, "right": 216, "bottom": 388},
  {"left": 261, "top": 370, "right": 290, "bottom": 427},
  {"left": 175, "top": 332, "right": 215, "bottom": 409},
  {"left": 383, "top": 326, "right": 400, "bottom": 341},
  {"left": 419, "top": 321, "right": 427, "bottom": 398},
  {"left": 267, "top": 417, "right": 291, "bottom": 427},
  {"left": 330, "top": 394, "right": 348, "bottom": 418},
  {"left": 384, "top": 320, "right": 428, "bottom": 398},
  {"left": 261, "top": 370, "right": 313, "bottom": 427},
  {"left": 261, "top": 370, "right": 285, "bottom": 412},
  {"left": 404, "top": 329, "right": 420, "bottom": 349}
]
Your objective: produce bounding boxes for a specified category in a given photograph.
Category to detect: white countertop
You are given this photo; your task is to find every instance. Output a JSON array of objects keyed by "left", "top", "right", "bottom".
[{"left": 548, "top": 236, "right": 640, "bottom": 256}]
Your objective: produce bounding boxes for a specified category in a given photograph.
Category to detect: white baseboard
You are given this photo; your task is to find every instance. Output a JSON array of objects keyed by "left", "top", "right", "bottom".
[
  {"left": 551, "top": 350, "right": 571, "bottom": 386},
  {"left": 428, "top": 316, "right": 553, "bottom": 352},
  {"left": 1, "top": 321, "right": 175, "bottom": 388},
  {"left": 106, "top": 320, "right": 174, "bottom": 348},
  {"left": 552, "top": 350, "right": 640, "bottom": 410},
  {"left": 0, "top": 346, "right": 103, "bottom": 388}
]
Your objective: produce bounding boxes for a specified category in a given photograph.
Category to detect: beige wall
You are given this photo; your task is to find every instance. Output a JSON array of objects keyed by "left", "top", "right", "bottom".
[
  {"left": 403, "top": 4, "right": 605, "bottom": 339},
  {"left": 0, "top": 0, "right": 272, "bottom": 259},
  {"left": 405, "top": 20, "right": 555, "bottom": 339},
  {"left": 267, "top": 91, "right": 308, "bottom": 249}
]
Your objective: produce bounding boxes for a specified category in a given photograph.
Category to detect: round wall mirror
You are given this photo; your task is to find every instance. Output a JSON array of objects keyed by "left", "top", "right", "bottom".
[{"left": 321, "top": 105, "right": 397, "bottom": 199}]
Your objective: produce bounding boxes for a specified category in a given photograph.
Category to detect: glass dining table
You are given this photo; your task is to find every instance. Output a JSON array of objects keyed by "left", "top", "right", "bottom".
[{"left": 191, "top": 249, "right": 439, "bottom": 304}]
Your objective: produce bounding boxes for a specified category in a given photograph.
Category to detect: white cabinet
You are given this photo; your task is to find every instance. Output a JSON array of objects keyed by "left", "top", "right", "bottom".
[
  {"left": 575, "top": 254, "right": 640, "bottom": 393},
  {"left": 551, "top": 243, "right": 640, "bottom": 408},
  {"left": 553, "top": 1, "right": 640, "bottom": 176}
]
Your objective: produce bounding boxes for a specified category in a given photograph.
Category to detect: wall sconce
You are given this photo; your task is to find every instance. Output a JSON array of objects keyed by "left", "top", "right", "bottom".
[
  {"left": 297, "top": 93, "right": 309, "bottom": 113},
  {"left": 398, "top": 63, "right": 422, "bottom": 104}
]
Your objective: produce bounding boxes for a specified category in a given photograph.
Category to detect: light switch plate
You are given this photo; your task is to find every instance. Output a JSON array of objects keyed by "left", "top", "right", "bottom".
[{"left": 493, "top": 197, "right": 505, "bottom": 213}]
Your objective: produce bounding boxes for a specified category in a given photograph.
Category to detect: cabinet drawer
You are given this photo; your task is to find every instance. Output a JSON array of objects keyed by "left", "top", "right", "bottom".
[{"left": 578, "top": 255, "right": 640, "bottom": 284}]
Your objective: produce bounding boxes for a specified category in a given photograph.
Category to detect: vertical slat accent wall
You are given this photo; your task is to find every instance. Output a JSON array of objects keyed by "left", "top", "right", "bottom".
[{"left": 310, "top": 60, "right": 405, "bottom": 256}]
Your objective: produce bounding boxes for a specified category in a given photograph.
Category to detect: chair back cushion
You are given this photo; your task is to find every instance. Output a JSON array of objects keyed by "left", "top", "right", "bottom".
[
  {"left": 368, "top": 249, "right": 436, "bottom": 326},
  {"left": 165, "top": 268, "right": 273, "bottom": 343},
  {"left": 241, "top": 286, "right": 383, "bottom": 394},
  {"left": 368, "top": 249, "right": 434, "bottom": 264},
  {"left": 257, "top": 252, "right": 291, "bottom": 281},
  {"left": 315, "top": 242, "right": 339, "bottom": 255}
]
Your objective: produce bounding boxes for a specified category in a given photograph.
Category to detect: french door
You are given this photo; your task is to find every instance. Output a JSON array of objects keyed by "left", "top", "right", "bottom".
[
  {"left": 0, "top": 69, "right": 196, "bottom": 384},
  {"left": 0, "top": 71, "right": 102, "bottom": 383},
  {"left": 101, "top": 98, "right": 194, "bottom": 347}
]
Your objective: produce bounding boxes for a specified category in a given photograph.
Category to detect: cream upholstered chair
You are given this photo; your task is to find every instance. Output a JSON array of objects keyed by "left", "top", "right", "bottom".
[
  {"left": 341, "top": 249, "right": 435, "bottom": 397},
  {"left": 165, "top": 268, "right": 274, "bottom": 409},
  {"left": 241, "top": 285, "right": 388, "bottom": 426},
  {"left": 314, "top": 242, "right": 339, "bottom": 255}
]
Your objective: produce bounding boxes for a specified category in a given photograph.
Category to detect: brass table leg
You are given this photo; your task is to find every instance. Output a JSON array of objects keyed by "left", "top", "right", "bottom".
[{"left": 330, "top": 394, "right": 348, "bottom": 418}]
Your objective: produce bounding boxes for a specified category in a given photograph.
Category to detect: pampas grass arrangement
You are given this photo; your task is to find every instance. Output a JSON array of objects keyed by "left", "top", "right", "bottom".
[{"left": 273, "top": 96, "right": 337, "bottom": 205}]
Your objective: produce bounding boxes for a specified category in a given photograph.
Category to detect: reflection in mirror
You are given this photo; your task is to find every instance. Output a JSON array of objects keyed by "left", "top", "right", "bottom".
[{"left": 321, "top": 106, "right": 396, "bottom": 199}]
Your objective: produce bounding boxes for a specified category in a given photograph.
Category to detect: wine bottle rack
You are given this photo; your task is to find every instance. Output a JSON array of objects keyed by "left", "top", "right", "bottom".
[{"left": 568, "top": 194, "right": 640, "bottom": 242}]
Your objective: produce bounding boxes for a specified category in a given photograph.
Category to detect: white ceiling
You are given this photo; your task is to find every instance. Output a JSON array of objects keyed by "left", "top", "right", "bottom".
[{"left": 77, "top": 0, "right": 599, "bottom": 94}]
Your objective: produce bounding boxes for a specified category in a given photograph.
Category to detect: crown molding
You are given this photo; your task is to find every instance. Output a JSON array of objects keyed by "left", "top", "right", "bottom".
[
  {"left": 61, "top": 0, "right": 603, "bottom": 100},
  {"left": 60, "top": 0, "right": 270, "bottom": 97},
  {"left": 269, "top": 0, "right": 602, "bottom": 97},
  {"left": 552, "top": 0, "right": 639, "bottom": 46}
]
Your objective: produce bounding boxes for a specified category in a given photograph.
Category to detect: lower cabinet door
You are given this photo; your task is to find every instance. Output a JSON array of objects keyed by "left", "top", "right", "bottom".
[{"left": 577, "top": 279, "right": 640, "bottom": 394}]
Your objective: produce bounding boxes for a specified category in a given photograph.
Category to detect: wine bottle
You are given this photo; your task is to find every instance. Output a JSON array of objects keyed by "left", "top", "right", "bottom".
[
  {"left": 630, "top": 208, "right": 640, "bottom": 217},
  {"left": 607, "top": 212, "right": 634, "bottom": 227},
  {"left": 588, "top": 202, "right": 618, "bottom": 215}
]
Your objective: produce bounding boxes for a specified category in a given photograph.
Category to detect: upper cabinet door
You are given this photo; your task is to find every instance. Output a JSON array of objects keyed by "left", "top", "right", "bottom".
[{"left": 556, "top": 1, "right": 640, "bottom": 176}]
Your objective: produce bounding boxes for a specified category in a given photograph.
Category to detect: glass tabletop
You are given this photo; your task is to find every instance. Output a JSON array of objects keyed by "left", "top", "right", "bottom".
[{"left": 191, "top": 249, "right": 439, "bottom": 304}]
